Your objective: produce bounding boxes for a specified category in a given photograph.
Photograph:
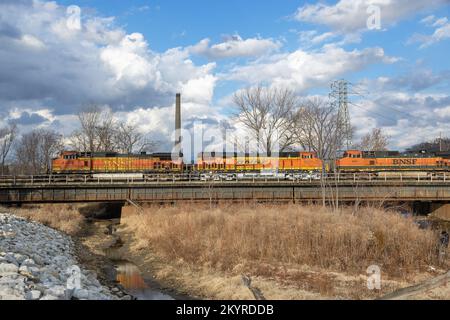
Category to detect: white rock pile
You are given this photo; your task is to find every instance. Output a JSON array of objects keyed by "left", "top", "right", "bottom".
[{"left": 0, "top": 213, "right": 122, "bottom": 300}]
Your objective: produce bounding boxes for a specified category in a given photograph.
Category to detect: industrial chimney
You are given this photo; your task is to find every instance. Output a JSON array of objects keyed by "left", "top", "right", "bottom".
[{"left": 175, "top": 93, "right": 182, "bottom": 158}]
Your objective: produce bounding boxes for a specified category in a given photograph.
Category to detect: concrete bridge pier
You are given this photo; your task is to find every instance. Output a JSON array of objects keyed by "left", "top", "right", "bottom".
[
  {"left": 430, "top": 202, "right": 450, "bottom": 221},
  {"left": 121, "top": 204, "right": 138, "bottom": 221}
]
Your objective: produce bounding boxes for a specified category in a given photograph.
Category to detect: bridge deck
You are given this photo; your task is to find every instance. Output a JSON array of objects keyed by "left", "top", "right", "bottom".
[{"left": 0, "top": 174, "right": 449, "bottom": 204}]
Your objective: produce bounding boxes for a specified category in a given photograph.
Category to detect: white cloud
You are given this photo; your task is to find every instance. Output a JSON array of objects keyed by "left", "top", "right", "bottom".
[
  {"left": 182, "top": 75, "right": 217, "bottom": 104},
  {"left": 298, "top": 30, "right": 337, "bottom": 47},
  {"left": 226, "top": 45, "right": 397, "bottom": 92},
  {"left": 410, "top": 16, "right": 450, "bottom": 48},
  {"left": 370, "top": 68, "right": 450, "bottom": 91},
  {"left": 349, "top": 75, "right": 450, "bottom": 149},
  {"left": 421, "top": 15, "right": 436, "bottom": 26},
  {"left": 20, "top": 34, "right": 46, "bottom": 49},
  {"left": 189, "top": 34, "right": 281, "bottom": 59},
  {"left": 0, "top": 0, "right": 222, "bottom": 151},
  {"left": 0, "top": 0, "right": 218, "bottom": 116},
  {"left": 432, "top": 17, "right": 448, "bottom": 27},
  {"left": 295, "top": 0, "right": 448, "bottom": 35}
]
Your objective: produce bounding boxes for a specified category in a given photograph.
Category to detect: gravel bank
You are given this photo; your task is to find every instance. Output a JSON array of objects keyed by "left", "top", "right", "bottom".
[{"left": 0, "top": 213, "right": 130, "bottom": 300}]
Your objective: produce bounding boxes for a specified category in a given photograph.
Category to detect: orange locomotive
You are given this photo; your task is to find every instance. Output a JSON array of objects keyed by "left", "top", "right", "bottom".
[
  {"left": 336, "top": 150, "right": 450, "bottom": 171},
  {"left": 197, "top": 152, "right": 323, "bottom": 172},
  {"left": 52, "top": 150, "right": 449, "bottom": 174},
  {"left": 52, "top": 151, "right": 182, "bottom": 173}
]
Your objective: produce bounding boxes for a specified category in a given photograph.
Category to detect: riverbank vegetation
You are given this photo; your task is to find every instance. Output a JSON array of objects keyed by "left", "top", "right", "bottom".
[
  {"left": 3, "top": 203, "right": 447, "bottom": 299},
  {"left": 123, "top": 204, "right": 440, "bottom": 276},
  {"left": 9, "top": 204, "right": 85, "bottom": 236},
  {"left": 118, "top": 204, "right": 447, "bottom": 299}
]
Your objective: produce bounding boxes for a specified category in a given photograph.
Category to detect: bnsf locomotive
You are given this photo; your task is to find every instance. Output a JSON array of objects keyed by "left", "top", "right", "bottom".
[
  {"left": 52, "top": 149, "right": 449, "bottom": 174},
  {"left": 52, "top": 151, "right": 183, "bottom": 173}
]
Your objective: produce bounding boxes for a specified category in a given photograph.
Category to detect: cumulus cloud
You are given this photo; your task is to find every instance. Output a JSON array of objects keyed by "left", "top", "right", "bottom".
[
  {"left": 189, "top": 34, "right": 281, "bottom": 59},
  {"left": 0, "top": 0, "right": 224, "bottom": 152},
  {"left": 409, "top": 15, "right": 450, "bottom": 48},
  {"left": 300, "top": 30, "right": 336, "bottom": 45},
  {"left": 2, "top": 0, "right": 448, "bottom": 153},
  {"left": 350, "top": 73, "right": 450, "bottom": 149},
  {"left": 295, "top": 0, "right": 448, "bottom": 35},
  {"left": 113, "top": 101, "right": 227, "bottom": 155},
  {"left": 0, "top": 0, "right": 217, "bottom": 115},
  {"left": 374, "top": 69, "right": 450, "bottom": 91},
  {"left": 13, "top": 112, "right": 48, "bottom": 125},
  {"left": 226, "top": 45, "right": 397, "bottom": 92},
  {"left": 352, "top": 92, "right": 450, "bottom": 149}
]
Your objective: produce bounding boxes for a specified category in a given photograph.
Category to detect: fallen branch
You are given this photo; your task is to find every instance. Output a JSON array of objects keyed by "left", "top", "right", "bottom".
[
  {"left": 378, "top": 271, "right": 450, "bottom": 300},
  {"left": 241, "top": 275, "right": 266, "bottom": 300}
]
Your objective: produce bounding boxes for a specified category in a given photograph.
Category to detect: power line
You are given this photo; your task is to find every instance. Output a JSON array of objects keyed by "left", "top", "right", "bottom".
[
  {"left": 348, "top": 101, "right": 430, "bottom": 145},
  {"left": 347, "top": 81, "right": 441, "bottom": 145},
  {"left": 348, "top": 82, "right": 421, "bottom": 121},
  {"left": 348, "top": 101, "right": 399, "bottom": 124}
]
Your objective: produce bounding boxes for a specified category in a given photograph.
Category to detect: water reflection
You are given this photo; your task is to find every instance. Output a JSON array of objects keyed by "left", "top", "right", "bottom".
[{"left": 115, "top": 261, "right": 174, "bottom": 300}]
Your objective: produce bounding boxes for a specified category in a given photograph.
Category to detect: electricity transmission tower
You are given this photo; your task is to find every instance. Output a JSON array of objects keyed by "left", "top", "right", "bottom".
[{"left": 330, "top": 79, "right": 352, "bottom": 149}]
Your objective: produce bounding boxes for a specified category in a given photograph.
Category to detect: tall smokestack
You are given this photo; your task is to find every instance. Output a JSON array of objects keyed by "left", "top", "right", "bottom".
[{"left": 175, "top": 93, "right": 182, "bottom": 157}]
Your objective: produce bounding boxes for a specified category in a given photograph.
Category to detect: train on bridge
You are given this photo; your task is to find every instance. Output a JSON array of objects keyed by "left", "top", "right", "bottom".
[
  {"left": 51, "top": 93, "right": 450, "bottom": 176},
  {"left": 51, "top": 149, "right": 450, "bottom": 175}
]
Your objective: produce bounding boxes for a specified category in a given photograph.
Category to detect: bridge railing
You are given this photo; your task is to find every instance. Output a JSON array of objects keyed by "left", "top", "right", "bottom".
[{"left": 0, "top": 171, "right": 448, "bottom": 186}]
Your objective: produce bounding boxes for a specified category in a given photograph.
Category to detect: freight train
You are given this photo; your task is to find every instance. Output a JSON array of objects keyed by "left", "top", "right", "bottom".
[
  {"left": 51, "top": 149, "right": 450, "bottom": 174},
  {"left": 51, "top": 93, "right": 450, "bottom": 176}
]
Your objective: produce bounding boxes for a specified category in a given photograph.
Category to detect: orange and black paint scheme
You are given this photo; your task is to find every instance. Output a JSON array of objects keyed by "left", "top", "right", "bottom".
[
  {"left": 197, "top": 152, "right": 323, "bottom": 172},
  {"left": 336, "top": 150, "right": 450, "bottom": 172},
  {"left": 52, "top": 150, "right": 449, "bottom": 174},
  {"left": 52, "top": 151, "right": 183, "bottom": 173}
]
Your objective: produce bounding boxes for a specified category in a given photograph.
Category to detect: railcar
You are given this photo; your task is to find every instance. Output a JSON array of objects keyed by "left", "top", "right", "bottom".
[
  {"left": 196, "top": 151, "right": 323, "bottom": 172},
  {"left": 52, "top": 151, "right": 183, "bottom": 174},
  {"left": 335, "top": 150, "right": 449, "bottom": 172},
  {"left": 52, "top": 149, "right": 449, "bottom": 175}
]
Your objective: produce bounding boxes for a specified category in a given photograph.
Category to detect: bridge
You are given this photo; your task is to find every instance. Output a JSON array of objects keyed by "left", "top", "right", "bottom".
[{"left": 0, "top": 173, "right": 449, "bottom": 207}]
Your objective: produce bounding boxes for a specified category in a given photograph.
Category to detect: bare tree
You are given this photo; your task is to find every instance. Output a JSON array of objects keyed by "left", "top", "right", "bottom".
[
  {"left": 293, "top": 98, "right": 345, "bottom": 163},
  {"left": 137, "top": 137, "right": 159, "bottom": 154},
  {"left": 96, "top": 109, "right": 116, "bottom": 152},
  {"left": 14, "top": 129, "right": 63, "bottom": 174},
  {"left": 0, "top": 123, "right": 18, "bottom": 175},
  {"left": 70, "top": 105, "right": 117, "bottom": 153},
  {"left": 407, "top": 137, "right": 450, "bottom": 153},
  {"left": 39, "top": 130, "right": 64, "bottom": 172},
  {"left": 69, "top": 130, "right": 89, "bottom": 152},
  {"left": 355, "top": 128, "right": 389, "bottom": 151},
  {"left": 233, "top": 86, "right": 297, "bottom": 155},
  {"left": 77, "top": 105, "right": 101, "bottom": 152},
  {"left": 293, "top": 98, "right": 347, "bottom": 208},
  {"left": 114, "top": 122, "right": 144, "bottom": 154},
  {"left": 15, "top": 131, "right": 40, "bottom": 174}
]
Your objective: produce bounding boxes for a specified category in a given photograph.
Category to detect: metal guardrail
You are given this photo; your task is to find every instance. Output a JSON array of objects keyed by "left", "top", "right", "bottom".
[{"left": 0, "top": 172, "right": 448, "bottom": 186}]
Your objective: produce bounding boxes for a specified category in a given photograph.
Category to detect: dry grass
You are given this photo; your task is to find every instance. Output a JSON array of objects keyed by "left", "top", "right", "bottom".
[
  {"left": 123, "top": 204, "right": 441, "bottom": 279},
  {"left": 7, "top": 204, "right": 85, "bottom": 236}
]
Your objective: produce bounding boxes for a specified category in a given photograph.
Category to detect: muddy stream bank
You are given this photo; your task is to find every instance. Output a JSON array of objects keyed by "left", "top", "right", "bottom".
[{"left": 84, "top": 218, "right": 179, "bottom": 300}]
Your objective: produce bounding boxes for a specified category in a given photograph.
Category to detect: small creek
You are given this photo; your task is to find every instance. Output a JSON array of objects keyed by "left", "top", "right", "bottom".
[
  {"left": 91, "top": 218, "right": 175, "bottom": 300},
  {"left": 113, "top": 260, "right": 174, "bottom": 300}
]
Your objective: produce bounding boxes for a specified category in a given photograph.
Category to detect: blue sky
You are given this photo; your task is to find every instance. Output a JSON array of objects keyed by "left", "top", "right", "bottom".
[
  {"left": 1, "top": 0, "right": 450, "bottom": 151},
  {"left": 58, "top": 0, "right": 301, "bottom": 50}
]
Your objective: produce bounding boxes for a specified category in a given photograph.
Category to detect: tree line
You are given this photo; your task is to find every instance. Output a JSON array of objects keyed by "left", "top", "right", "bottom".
[
  {"left": 233, "top": 86, "right": 391, "bottom": 161},
  {"left": 1, "top": 85, "right": 442, "bottom": 176},
  {"left": 0, "top": 106, "right": 157, "bottom": 175}
]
